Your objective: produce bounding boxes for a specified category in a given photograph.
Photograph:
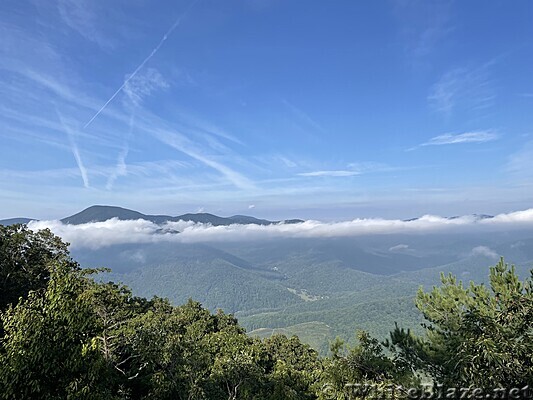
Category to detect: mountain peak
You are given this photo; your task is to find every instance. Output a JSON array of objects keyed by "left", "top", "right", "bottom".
[{"left": 61, "top": 205, "right": 146, "bottom": 225}]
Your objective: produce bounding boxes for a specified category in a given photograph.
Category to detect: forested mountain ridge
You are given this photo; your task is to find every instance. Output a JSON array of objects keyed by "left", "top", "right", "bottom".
[
  {"left": 1, "top": 205, "right": 305, "bottom": 226},
  {"left": 0, "top": 217, "right": 35, "bottom": 226},
  {"left": 57, "top": 205, "right": 303, "bottom": 226}
]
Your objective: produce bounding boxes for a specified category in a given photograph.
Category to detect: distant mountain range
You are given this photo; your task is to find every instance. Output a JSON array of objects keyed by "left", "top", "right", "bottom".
[
  {"left": 0, "top": 217, "right": 36, "bottom": 226},
  {"left": 0, "top": 205, "right": 304, "bottom": 226},
  {"left": 403, "top": 213, "right": 494, "bottom": 222},
  {"left": 0, "top": 205, "right": 499, "bottom": 227}
]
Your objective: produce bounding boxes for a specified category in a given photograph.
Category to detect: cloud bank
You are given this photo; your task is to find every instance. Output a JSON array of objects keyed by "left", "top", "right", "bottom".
[{"left": 26, "top": 209, "right": 533, "bottom": 249}]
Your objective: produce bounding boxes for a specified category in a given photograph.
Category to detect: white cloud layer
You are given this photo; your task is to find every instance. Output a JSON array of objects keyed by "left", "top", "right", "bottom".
[{"left": 26, "top": 208, "right": 533, "bottom": 249}]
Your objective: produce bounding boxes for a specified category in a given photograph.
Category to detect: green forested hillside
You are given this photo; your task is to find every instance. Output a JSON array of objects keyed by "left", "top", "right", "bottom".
[
  {"left": 94, "top": 243, "right": 427, "bottom": 352},
  {"left": 243, "top": 297, "right": 424, "bottom": 355},
  {"left": 248, "top": 322, "right": 334, "bottom": 354},
  {"left": 394, "top": 254, "right": 533, "bottom": 288},
  {"left": 82, "top": 234, "right": 533, "bottom": 355},
  {"left": 104, "top": 258, "right": 298, "bottom": 313}
]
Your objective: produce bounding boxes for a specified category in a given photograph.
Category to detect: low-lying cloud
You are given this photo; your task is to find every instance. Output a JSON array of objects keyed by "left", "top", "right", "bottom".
[
  {"left": 27, "top": 208, "right": 533, "bottom": 249},
  {"left": 389, "top": 244, "right": 410, "bottom": 252},
  {"left": 470, "top": 246, "right": 499, "bottom": 260}
]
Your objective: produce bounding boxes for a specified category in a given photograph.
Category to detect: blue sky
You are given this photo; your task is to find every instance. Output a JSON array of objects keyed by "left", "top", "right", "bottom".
[{"left": 1, "top": 0, "right": 532, "bottom": 220}]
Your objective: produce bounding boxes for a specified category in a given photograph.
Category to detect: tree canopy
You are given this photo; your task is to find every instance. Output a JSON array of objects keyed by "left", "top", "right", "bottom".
[
  {"left": 388, "top": 259, "right": 533, "bottom": 391},
  {"left": 0, "top": 224, "right": 77, "bottom": 311}
]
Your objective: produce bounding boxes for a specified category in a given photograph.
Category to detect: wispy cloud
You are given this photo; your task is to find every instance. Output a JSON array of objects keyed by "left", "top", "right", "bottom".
[
  {"left": 412, "top": 131, "right": 498, "bottom": 150},
  {"left": 26, "top": 208, "right": 533, "bottom": 248},
  {"left": 22, "top": 69, "right": 81, "bottom": 105},
  {"left": 151, "top": 129, "right": 254, "bottom": 190},
  {"left": 277, "top": 155, "right": 297, "bottom": 168},
  {"left": 123, "top": 68, "right": 169, "bottom": 107},
  {"left": 0, "top": 119, "right": 70, "bottom": 152},
  {"left": 0, "top": 103, "right": 124, "bottom": 155},
  {"left": 84, "top": 0, "right": 199, "bottom": 128},
  {"left": 111, "top": 159, "right": 190, "bottom": 179},
  {"left": 106, "top": 146, "right": 128, "bottom": 190},
  {"left": 0, "top": 167, "right": 83, "bottom": 181},
  {"left": 393, "top": 0, "right": 453, "bottom": 61},
  {"left": 506, "top": 140, "right": 533, "bottom": 180},
  {"left": 428, "top": 64, "right": 495, "bottom": 117},
  {"left": 57, "top": 0, "right": 115, "bottom": 49},
  {"left": 0, "top": 68, "right": 131, "bottom": 132},
  {"left": 105, "top": 112, "right": 135, "bottom": 191},
  {"left": 106, "top": 68, "right": 169, "bottom": 190},
  {"left": 347, "top": 162, "right": 392, "bottom": 172},
  {"left": 298, "top": 170, "right": 361, "bottom": 177},
  {"left": 298, "top": 162, "right": 391, "bottom": 177},
  {"left": 0, "top": 159, "right": 190, "bottom": 183},
  {"left": 173, "top": 111, "right": 245, "bottom": 146},
  {"left": 0, "top": 20, "right": 64, "bottom": 77},
  {"left": 282, "top": 99, "right": 325, "bottom": 134},
  {"left": 3, "top": 51, "right": 251, "bottom": 192}
]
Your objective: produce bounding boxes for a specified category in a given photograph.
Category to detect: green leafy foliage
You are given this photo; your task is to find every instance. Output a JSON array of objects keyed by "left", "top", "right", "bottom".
[
  {"left": 260, "top": 334, "right": 323, "bottom": 400},
  {"left": 0, "top": 224, "right": 77, "bottom": 311},
  {"left": 319, "top": 331, "right": 419, "bottom": 399},
  {"left": 0, "top": 262, "right": 112, "bottom": 399}
]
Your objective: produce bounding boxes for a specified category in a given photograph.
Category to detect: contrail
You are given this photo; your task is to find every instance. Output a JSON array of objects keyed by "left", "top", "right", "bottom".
[
  {"left": 84, "top": 0, "right": 199, "bottom": 129},
  {"left": 56, "top": 110, "right": 90, "bottom": 188}
]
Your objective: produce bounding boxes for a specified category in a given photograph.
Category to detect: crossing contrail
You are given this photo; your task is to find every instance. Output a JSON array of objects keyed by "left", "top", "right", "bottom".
[{"left": 84, "top": 0, "right": 199, "bottom": 129}]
